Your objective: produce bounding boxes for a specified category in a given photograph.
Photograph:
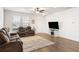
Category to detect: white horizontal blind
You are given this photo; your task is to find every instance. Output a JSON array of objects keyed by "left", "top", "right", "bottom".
[
  {"left": 22, "top": 16, "right": 32, "bottom": 27},
  {"left": 12, "top": 15, "right": 32, "bottom": 30},
  {"left": 12, "top": 15, "right": 21, "bottom": 29}
]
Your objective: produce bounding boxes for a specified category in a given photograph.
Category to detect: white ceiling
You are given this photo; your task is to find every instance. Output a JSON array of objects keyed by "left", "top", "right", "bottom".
[{"left": 4, "top": 7, "right": 72, "bottom": 14}]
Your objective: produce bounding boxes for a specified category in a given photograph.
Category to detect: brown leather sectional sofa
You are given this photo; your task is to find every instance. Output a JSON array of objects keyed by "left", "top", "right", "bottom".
[
  {"left": 17, "top": 26, "right": 35, "bottom": 37},
  {"left": 0, "top": 28, "right": 23, "bottom": 52}
]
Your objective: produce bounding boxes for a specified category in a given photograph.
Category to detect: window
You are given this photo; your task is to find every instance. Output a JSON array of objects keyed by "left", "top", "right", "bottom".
[
  {"left": 12, "top": 15, "right": 21, "bottom": 29},
  {"left": 22, "top": 16, "right": 32, "bottom": 27},
  {"left": 12, "top": 15, "right": 32, "bottom": 30}
]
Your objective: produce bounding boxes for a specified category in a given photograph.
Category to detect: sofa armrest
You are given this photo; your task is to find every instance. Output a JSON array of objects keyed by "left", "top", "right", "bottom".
[{"left": 9, "top": 34, "right": 21, "bottom": 41}]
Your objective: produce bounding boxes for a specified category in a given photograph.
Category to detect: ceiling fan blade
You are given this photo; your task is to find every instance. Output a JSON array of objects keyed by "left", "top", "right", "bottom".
[{"left": 39, "top": 10, "right": 45, "bottom": 13}]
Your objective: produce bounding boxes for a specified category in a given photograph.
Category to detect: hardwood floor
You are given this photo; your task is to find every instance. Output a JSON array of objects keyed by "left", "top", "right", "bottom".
[{"left": 32, "top": 33, "right": 79, "bottom": 52}]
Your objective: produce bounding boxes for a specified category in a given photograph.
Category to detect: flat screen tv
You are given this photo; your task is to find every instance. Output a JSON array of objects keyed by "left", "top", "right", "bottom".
[{"left": 48, "top": 22, "right": 59, "bottom": 29}]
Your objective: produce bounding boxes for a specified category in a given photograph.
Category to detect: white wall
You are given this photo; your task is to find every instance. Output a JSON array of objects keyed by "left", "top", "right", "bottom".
[
  {"left": 45, "top": 8, "right": 79, "bottom": 42},
  {"left": 0, "top": 7, "right": 4, "bottom": 29},
  {"left": 33, "top": 14, "right": 48, "bottom": 33}
]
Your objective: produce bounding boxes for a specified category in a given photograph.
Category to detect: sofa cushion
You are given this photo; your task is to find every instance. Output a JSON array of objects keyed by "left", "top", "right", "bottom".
[
  {"left": 1, "top": 28, "right": 10, "bottom": 38},
  {"left": 25, "top": 26, "right": 31, "bottom": 30},
  {"left": 0, "top": 31, "right": 10, "bottom": 45},
  {"left": 18, "top": 27, "right": 26, "bottom": 32},
  {"left": 3, "top": 33, "right": 10, "bottom": 42},
  {"left": 0, "top": 32, "right": 6, "bottom": 45}
]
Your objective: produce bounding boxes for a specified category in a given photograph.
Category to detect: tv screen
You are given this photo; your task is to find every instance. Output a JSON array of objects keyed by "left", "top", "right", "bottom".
[{"left": 48, "top": 22, "right": 59, "bottom": 29}]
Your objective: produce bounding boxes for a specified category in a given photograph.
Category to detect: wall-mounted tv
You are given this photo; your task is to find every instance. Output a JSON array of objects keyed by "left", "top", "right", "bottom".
[{"left": 48, "top": 22, "right": 59, "bottom": 29}]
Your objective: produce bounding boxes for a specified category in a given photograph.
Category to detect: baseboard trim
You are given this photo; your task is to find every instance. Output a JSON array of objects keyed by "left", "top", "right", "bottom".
[{"left": 58, "top": 35, "right": 79, "bottom": 42}]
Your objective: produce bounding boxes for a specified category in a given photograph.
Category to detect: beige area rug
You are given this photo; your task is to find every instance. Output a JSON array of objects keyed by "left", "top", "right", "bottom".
[{"left": 21, "top": 35, "right": 55, "bottom": 52}]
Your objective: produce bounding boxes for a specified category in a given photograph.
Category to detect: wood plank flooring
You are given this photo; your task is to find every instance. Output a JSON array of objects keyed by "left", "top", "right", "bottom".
[{"left": 32, "top": 33, "right": 79, "bottom": 52}]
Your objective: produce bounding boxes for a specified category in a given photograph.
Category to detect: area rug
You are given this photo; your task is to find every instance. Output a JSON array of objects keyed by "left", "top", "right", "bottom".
[{"left": 21, "top": 35, "right": 55, "bottom": 52}]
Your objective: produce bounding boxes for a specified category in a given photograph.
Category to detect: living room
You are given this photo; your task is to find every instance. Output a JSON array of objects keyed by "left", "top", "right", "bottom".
[{"left": 0, "top": 7, "right": 79, "bottom": 52}]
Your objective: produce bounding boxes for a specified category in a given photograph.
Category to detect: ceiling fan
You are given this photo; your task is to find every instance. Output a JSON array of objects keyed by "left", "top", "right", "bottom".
[
  {"left": 29, "top": 7, "right": 47, "bottom": 16},
  {"left": 34, "top": 7, "right": 45, "bottom": 13}
]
